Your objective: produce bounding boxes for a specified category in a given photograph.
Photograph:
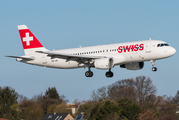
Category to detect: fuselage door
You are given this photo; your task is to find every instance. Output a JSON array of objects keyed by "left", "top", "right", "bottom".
[{"left": 145, "top": 41, "right": 151, "bottom": 53}]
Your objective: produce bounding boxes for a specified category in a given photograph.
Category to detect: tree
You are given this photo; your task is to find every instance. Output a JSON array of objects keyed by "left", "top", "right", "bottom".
[
  {"left": 118, "top": 98, "right": 141, "bottom": 120},
  {"left": 17, "top": 94, "right": 28, "bottom": 103},
  {"left": 18, "top": 99, "right": 36, "bottom": 119},
  {"left": 95, "top": 101, "right": 120, "bottom": 120},
  {"left": 77, "top": 100, "right": 98, "bottom": 119},
  {"left": 0, "top": 86, "right": 19, "bottom": 119},
  {"left": 135, "top": 76, "right": 157, "bottom": 109},
  {"left": 23, "top": 103, "right": 44, "bottom": 120},
  {"left": 53, "top": 103, "right": 72, "bottom": 114},
  {"left": 90, "top": 100, "right": 105, "bottom": 120},
  {"left": 31, "top": 93, "right": 43, "bottom": 103},
  {"left": 91, "top": 86, "right": 108, "bottom": 101},
  {"left": 47, "top": 104, "right": 57, "bottom": 113},
  {"left": 18, "top": 100, "right": 35, "bottom": 111},
  {"left": 158, "top": 100, "right": 178, "bottom": 119},
  {"left": 108, "top": 78, "right": 137, "bottom": 102},
  {"left": 41, "top": 98, "right": 59, "bottom": 114},
  {"left": 108, "top": 78, "right": 136, "bottom": 102},
  {"left": 41, "top": 87, "right": 68, "bottom": 114},
  {"left": 0, "top": 86, "right": 18, "bottom": 107},
  {"left": 107, "top": 76, "right": 157, "bottom": 110},
  {"left": 43, "top": 87, "right": 68, "bottom": 103},
  {"left": 138, "top": 110, "right": 157, "bottom": 120},
  {"left": 172, "top": 90, "right": 179, "bottom": 104},
  {"left": 142, "top": 94, "right": 164, "bottom": 110},
  {"left": 9, "top": 104, "right": 21, "bottom": 120},
  {"left": 44, "top": 87, "right": 60, "bottom": 100}
]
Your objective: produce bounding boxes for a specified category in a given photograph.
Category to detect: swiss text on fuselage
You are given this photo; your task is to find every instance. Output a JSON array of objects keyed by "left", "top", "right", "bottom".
[{"left": 118, "top": 44, "right": 144, "bottom": 53}]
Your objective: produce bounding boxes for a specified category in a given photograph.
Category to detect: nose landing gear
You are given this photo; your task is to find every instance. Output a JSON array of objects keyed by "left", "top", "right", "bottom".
[{"left": 151, "top": 60, "right": 157, "bottom": 72}]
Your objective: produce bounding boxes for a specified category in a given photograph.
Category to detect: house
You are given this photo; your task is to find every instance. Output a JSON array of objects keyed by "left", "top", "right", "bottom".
[
  {"left": 75, "top": 114, "right": 85, "bottom": 120},
  {"left": 41, "top": 112, "right": 74, "bottom": 120},
  {"left": 67, "top": 103, "right": 78, "bottom": 114}
]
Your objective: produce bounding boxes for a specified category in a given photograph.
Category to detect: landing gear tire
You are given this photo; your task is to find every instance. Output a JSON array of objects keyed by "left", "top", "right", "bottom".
[
  {"left": 85, "top": 71, "right": 93, "bottom": 77},
  {"left": 151, "top": 60, "right": 157, "bottom": 72},
  {"left": 152, "top": 67, "right": 157, "bottom": 72},
  {"left": 105, "top": 71, "right": 113, "bottom": 78}
]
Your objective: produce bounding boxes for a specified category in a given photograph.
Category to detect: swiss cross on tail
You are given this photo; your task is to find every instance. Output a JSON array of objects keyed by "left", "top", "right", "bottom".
[
  {"left": 18, "top": 25, "right": 43, "bottom": 49},
  {"left": 23, "top": 33, "right": 33, "bottom": 46}
]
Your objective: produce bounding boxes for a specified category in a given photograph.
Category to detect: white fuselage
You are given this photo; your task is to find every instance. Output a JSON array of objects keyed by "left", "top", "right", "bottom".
[{"left": 19, "top": 40, "right": 176, "bottom": 69}]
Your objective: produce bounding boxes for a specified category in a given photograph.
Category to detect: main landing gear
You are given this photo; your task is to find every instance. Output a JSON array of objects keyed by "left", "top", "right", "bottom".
[
  {"left": 85, "top": 70, "right": 93, "bottom": 77},
  {"left": 85, "top": 67, "right": 93, "bottom": 77},
  {"left": 151, "top": 60, "right": 157, "bottom": 72},
  {"left": 105, "top": 69, "right": 113, "bottom": 78},
  {"left": 85, "top": 68, "right": 114, "bottom": 78}
]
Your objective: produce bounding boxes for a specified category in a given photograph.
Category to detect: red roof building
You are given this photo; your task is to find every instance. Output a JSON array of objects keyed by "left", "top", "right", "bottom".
[{"left": 0, "top": 118, "right": 9, "bottom": 120}]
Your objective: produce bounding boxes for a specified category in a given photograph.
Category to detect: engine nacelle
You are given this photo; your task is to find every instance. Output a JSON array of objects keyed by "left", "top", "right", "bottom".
[
  {"left": 120, "top": 62, "right": 144, "bottom": 70},
  {"left": 94, "top": 58, "right": 114, "bottom": 70}
]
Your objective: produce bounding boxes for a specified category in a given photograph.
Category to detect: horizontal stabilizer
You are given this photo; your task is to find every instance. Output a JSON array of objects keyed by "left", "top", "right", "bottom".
[{"left": 5, "top": 55, "right": 34, "bottom": 60}]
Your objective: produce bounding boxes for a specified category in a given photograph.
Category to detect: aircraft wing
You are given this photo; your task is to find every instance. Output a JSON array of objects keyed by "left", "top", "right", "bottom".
[
  {"left": 36, "top": 51, "right": 105, "bottom": 62},
  {"left": 5, "top": 56, "right": 34, "bottom": 60}
]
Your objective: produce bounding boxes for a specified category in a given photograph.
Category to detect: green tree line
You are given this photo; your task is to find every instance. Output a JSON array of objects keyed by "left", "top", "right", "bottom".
[
  {"left": 0, "top": 86, "right": 70, "bottom": 120},
  {"left": 0, "top": 76, "right": 179, "bottom": 120},
  {"left": 77, "top": 76, "right": 179, "bottom": 120}
]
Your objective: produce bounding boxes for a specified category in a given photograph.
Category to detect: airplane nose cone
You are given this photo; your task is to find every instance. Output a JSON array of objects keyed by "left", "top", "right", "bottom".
[{"left": 171, "top": 47, "right": 176, "bottom": 55}]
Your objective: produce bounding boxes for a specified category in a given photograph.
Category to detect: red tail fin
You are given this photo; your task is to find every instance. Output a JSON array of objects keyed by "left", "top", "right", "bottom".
[{"left": 18, "top": 25, "right": 43, "bottom": 49}]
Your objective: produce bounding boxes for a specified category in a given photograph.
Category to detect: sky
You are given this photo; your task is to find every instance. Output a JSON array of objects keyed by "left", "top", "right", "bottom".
[{"left": 0, "top": 0, "right": 179, "bottom": 103}]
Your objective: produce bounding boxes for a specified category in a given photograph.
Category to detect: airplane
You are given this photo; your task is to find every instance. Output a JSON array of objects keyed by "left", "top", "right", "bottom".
[{"left": 6, "top": 25, "right": 176, "bottom": 78}]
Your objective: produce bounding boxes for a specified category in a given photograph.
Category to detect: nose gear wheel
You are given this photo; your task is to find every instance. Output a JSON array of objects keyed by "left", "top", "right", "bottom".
[
  {"left": 152, "top": 67, "right": 157, "bottom": 71},
  {"left": 151, "top": 60, "right": 157, "bottom": 72}
]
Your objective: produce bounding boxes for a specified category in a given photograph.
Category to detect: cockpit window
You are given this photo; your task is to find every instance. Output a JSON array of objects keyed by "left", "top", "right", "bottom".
[
  {"left": 157, "top": 43, "right": 169, "bottom": 47},
  {"left": 164, "top": 43, "right": 169, "bottom": 46}
]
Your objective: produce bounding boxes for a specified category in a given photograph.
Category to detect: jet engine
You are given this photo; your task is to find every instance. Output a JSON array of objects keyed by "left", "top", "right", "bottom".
[
  {"left": 120, "top": 62, "right": 144, "bottom": 70},
  {"left": 94, "top": 58, "right": 114, "bottom": 70}
]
